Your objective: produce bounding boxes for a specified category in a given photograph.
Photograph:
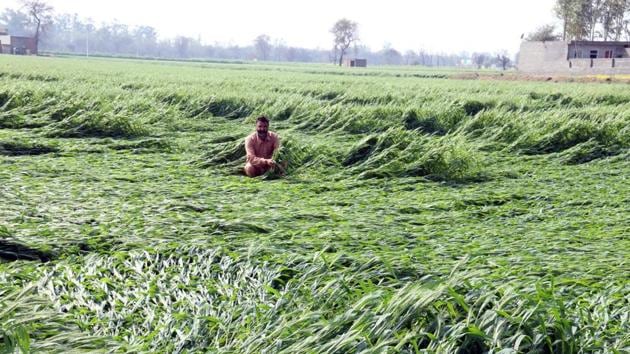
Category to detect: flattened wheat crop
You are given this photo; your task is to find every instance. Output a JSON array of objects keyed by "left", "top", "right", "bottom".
[{"left": 0, "top": 55, "right": 628, "bottom": 353}]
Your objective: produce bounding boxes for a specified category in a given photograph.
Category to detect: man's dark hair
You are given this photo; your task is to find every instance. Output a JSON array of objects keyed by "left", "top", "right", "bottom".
[{"left": 256, "top": 116, "right": 270, "bottom": 124}]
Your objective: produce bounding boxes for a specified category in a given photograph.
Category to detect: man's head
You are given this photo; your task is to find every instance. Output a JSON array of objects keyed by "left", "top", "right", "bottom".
[{"left": 256, "top": 116, "right": 270, "bottom": 139}]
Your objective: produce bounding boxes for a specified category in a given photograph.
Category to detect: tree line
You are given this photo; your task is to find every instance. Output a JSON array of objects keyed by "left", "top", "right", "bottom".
[
  {"left": 533, "top": 0, "right": 630, "bottom": 41},
  {"left": 1, "top": 3, "right": 512, "bottom": 68}
]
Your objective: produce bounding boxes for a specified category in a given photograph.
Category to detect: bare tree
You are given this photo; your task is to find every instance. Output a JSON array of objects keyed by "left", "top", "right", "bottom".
[
  {"left": 330, "top": 18, "right": 358, "bottom": 66},
  {"left": 21, "top": 0, "right": 53, "bottom": 52},
  {"left": 472, "top": 52, "right": 487, "bottom": 69},
  {"left": 496, "top": 51, "right": 512, "bottom": 70}
]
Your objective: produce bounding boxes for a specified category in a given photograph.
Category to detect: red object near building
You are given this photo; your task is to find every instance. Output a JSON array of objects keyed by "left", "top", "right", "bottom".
[
  {"left": 9, "top": 36, "right": 38, "bottom": 55},
  {"left": 0, "top": 28, "right": 38, "bottom": 55}
]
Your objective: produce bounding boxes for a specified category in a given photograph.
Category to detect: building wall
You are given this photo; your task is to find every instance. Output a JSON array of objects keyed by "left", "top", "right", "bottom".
[
  {"left": 352, "top": 59, "right": 367, "bottom": 67},
  {"left": 0, "top": 35, "right": 10, "bottom": 52},
  {"left": 566, "top": 58, "right": 630, "bottom": 74},
  {"left": 518, "top": 41, "right": 570, "bottom": 73},
  {"left": 519, "top": 41, "right": 630, "bottom": 75},
  {"left": 568, "top": 43, "right": 629, "bottom": 58},
  {"left": 614, "top": 58, "right": 630, "bottom": 69},
  {"left": 10, "top": 36, "right": 37, "bottom": 55},
  {"left": 344, "top": 58, "right": 367, "bottom": 67}
]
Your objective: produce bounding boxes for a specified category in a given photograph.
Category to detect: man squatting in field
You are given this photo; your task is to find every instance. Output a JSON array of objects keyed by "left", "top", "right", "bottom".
[{"left": 244, "top": 116, "right": 285, "bottom": 177}]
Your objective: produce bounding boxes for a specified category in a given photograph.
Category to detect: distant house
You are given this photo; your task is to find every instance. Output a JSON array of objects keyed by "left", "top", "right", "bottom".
[
  {"left": 343, "top": 58, "right": 367, "bottom": 67},
  {"left": 0, "top": 28, "right": 38, "bottom": 55},
  {"left": 0, "top": 28, "right": 9, "bottom": 54},
  {"left": 518, "top": 40, "right": 630, "bottom": 74}
]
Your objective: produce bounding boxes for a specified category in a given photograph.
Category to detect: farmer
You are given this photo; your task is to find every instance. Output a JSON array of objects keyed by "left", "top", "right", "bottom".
[{"left": 244, "top": 116, "right": 283, "bottom": 177}]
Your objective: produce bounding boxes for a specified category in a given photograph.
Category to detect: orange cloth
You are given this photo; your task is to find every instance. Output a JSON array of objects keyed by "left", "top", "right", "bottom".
[{"left": 245, "top": 131, "right": 280, "bottom": 168}]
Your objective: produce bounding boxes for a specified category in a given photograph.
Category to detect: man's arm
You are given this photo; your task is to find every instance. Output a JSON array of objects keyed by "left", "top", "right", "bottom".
[{"left": 273, "top": 134, "right": 280, "bottom": 152}]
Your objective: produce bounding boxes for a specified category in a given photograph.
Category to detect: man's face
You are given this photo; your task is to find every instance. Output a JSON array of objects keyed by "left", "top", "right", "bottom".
[{"left": 256, "top": 121, "right": 269, "bottom": 138}]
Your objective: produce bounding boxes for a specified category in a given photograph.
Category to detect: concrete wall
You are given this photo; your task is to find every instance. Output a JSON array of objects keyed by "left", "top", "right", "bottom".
[
  {"left": 0, "top": 35, "right": 10, "bottom": 46},
  {"left": 566, "top": 58, "right": 630, "bottom": 74},
  {"left": 592, "top": 59, "right": 612, "bottom": 68},
  {"left": 570, "top": 59, "right": 591, "bottom": 69},
  {"left": 519, "top": 41, "right": 630, "bottom": 75},
  {"left": 614, "top": 58, "right": 630, "bottom": 68},
  {"left": 518, "top": 41, "right": 570, "bottom": 73}
]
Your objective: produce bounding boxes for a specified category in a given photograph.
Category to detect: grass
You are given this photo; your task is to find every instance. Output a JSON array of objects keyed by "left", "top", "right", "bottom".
[{"left": 0, "top": 55, "right": 628, "bottom": 353}]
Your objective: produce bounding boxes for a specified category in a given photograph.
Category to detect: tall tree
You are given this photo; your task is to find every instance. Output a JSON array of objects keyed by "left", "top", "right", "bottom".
[
  {"left": 404, "top": 50, "right": 418, "bottom": 65},
  {"left": 381, "top": 45, "right": 402, "bottom": 65},
  {"left": 21, "top": 0, "right": 53, "bottom": 51},
  {"left": 330, "top": 18, "right": 358, "bottom": 66},
  {"left": 253, "top": 34, "right": 271, "bottom": 61},
  {"left": 599, "top": 0, "right": 629, "bottom": 40},
  {"left": 555, "top": 0, "right": 573, "bottom": 40},
  {"left": 0, "top": 9, "right": 31, "bottom": 36},
  {"left": 554, "top": 0, "right": 630, "bottom": 41},
  {"left": 133, "top": 26, "right": 158, "bottom": 56},
  {"left": 585, "top": 0, "right": 603, "bottom": 40},
  {"left": 554, "top": 0, "right": 588, "bottom": 40},
  {"left": 174, "top": 36, "right": 190, "bottom": 58}
]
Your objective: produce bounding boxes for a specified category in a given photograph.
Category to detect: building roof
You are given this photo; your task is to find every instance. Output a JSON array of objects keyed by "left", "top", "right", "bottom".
[{"left": 569, "top": 40, "right": 630, "bottom": 46}]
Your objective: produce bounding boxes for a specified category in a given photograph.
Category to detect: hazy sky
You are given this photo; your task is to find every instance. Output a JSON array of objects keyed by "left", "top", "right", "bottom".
[{"left": 4, "top": 0, "right": 557, "bottom": 54}]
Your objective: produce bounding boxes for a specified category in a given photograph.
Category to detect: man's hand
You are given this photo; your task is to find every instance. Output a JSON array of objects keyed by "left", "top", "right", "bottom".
[{"left": 266, "top": 159, "right": 277, "bottom": 168}]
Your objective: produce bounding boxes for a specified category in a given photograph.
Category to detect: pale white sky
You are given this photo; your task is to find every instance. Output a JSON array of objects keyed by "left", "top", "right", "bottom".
[{"left": 4, "top": 0, "right": 557, "bottom": 54}]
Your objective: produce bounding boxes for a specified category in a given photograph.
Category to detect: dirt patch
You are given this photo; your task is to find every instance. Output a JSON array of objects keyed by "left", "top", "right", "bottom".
[{"left": 450, "top": 71, "right": 630, "bottom": 84}]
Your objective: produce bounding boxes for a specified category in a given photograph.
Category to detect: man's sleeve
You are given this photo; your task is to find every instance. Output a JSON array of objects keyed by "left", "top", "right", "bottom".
[{"left": 245, "top": 136, "right": 268, "bottom": 167}]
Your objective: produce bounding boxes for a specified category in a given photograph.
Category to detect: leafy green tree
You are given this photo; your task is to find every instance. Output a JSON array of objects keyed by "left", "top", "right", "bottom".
[
  {"left": 599, "top": 0, "right": 628, "bottom": 40},
  {"left": 555, "top": 0, "right": 588, "bottom": 40},
  {"left": 555, "top": 0, "right": 630, "bottom": 40},
  {"left": 526, "top": 24, "right": 561, "bottom": 41}
]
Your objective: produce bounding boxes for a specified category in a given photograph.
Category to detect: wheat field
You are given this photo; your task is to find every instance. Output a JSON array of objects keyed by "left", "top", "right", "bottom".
[{"left": 0, "top": 55, "right": 628, "bottom": 353}]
